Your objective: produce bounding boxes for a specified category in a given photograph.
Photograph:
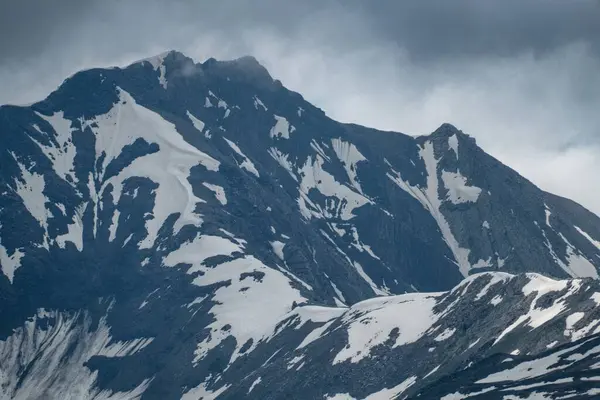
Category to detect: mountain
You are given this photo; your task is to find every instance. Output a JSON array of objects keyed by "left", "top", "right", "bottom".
[{"left": 1, "top": 50, "right": 600, "bottom": 399}]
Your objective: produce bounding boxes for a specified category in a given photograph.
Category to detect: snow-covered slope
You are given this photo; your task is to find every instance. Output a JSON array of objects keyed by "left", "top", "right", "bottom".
[
  {"left": 1, "top": 51, "right": 600, "bottom": 399},
  {"left": 218, "top": 272, "right": 600, "bottom": 399},
  {"left": 414, "top": 333, "right": 600, "bottom": 399}
]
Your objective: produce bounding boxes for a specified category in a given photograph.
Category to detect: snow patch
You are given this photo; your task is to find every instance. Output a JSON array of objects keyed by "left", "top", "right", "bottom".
[
  {"left": 108, "top": 209, "right": 120, "bottom": 242},
  {"left": 564, "top": 312, "right": 585, "bottom": 336},
  {"left": 575, "top": 226, "right": 600, "bottom": 251},
  {"left": 13, "top": 159, "right": 49, "bottom": 239},
  {"left": 223, "top": 137, "right": 260, "bottom": 177},
  {"left": 203, "top": 182, "right": 227, "bottom": 205},
  {"left": 385, "top": 143, "right": 474, "bottom": 276},
  {"left": 441, "top": 170, "right": 482, "bottom": 204},
  {"left": 298, "top": 154, "right": 371, "bottom": 221},
  {"left": 142, "top": 52, "right": 168, "bottom": 88},
  {"left": 270, "top": 115, "right": 293, "bottom": 139},
  {"left": 363, "top": 376, "right": 416, "bottom": 399},
  {"left": 333, "top": 293, "right": 442, "bottom": 364},
  {"left": 163, "top": 233, "right": 243, "bottom": 273},
  {"left": 253, "top": 96, "right": 267, "bottom": 111},
  {"left": 592, "top": 292, "right": 600, "bottom": 306},
  {"left": 559, "top": 233, "right": 599, "bottom": 278},
  {"left": 248, "top": 377, "right": 262, "bottom": 393},
  {"left": 319, "top": 230, "right": 385, "bottom": 296},
  {"left": 55, "top": 205, "right": 84, "bottom": 251},
  {"left": 0, "top": 238, "right": 23, "bottom": 283},
  {"left": 472, "top": 257, "right": 493, "bottom": 269},
  {"left": 434, "top": 327, "right": 456, "bottom": 342},
  {"left": 311, "top": 140, "right": 331, "bottom": 162},
  {"left": 545, "top": 204, "right": 552, "bottom": 226},
  {"left": 424, "top": 365, "right": 441, "bottom": 379},
  {"left": 268, "top": 148, "right": 297, "bottom": 181},
  {"left": 325, "top": 394, "right": 357, "bottom": 400},
  {"left": 330, "top": 280, "right": 347, "bottom": 305},
  {"left": 31, "top": 112, "right": 77, "bottom": 184},
  {"left": 182, "top": 382, "right": 229, "bottom": 400},
  {"left": 186, "top": 110, "right": 205, "bottom": 133},
  {"left": 294, "top": 306, "right": 347, "bottom": 350},
  {"left": 191, "top": 255, "right": 306, "bottom": 364},
  {"left": 82, "top": 89, "right": 220, "bottom": 248},
  {"left": 494, "top": 274, "right": 580, "bottom": 344},
  {"left": 353, "top": 261, "right": 388, "bottom": 296},
  {"left": 448, "top": 134, "right": 459, "bottom": 157},
  {"left": 270, "top": 240, "right": 286, "bottom": 260},
  {"left": 331, "top": 138, "right": 367, "bottom": 193},
  {"left": 349, "top": 226, "right": 381, "bottom": 261},
  {"left": 474, "top": 273, "right": 513, "bottom": 300},
  {"left": 477, "top": 345, "right": 575, "bottom": 383}
]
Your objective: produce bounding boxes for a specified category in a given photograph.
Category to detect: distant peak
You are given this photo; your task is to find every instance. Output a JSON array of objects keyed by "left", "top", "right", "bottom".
[
  {"left": 429, "top": 123, "right": 475, "bottom": 143},
  {"left": 432, "top": 123, "right": 462, "bottom": 137},
  {"left": 131, "top": 50, "right": 171, "bottom": 69},
  {"left": 127, "top": 51, "right": 277, "bottom": 89},
  {"left": 131, "top": 50, "right": 192, "bottom": 69},
  {"left": 416, "top": 122, "right": 478, "bottom": 149},
  {"left": 231, "top": 55, "right": 265, "bottom": 69}
]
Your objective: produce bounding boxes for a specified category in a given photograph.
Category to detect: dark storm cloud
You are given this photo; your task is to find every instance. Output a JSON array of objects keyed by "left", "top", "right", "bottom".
[
  {"left": 2, "top": 0, "right": 600, "bottom": 65},
  {"left": 354, "top": 0, "right": 600, "bottom": 60},
  {"left": 0, "top": 0, "right": 318, "bottom": 65},
  {"left": 1, "top": 0, "right": 600, "bottom": 214},
  {"left": 0, "top": 0, "right": 88, "bottom": 60}
]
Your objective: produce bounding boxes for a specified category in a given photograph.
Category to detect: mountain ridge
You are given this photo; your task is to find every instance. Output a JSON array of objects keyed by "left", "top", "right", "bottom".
[{"left": 1, "top": 51, "right": 600, "bottom": 399}]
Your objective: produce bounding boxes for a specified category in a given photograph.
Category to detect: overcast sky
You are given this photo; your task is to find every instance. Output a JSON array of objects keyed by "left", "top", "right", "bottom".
[{"left": 2, "top": 0, "right": 600, "bottom": 214}]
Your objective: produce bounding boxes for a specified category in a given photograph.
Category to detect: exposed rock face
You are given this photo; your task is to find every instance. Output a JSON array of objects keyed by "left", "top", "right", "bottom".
[{"left": 1, "top": 51, "right": 600, "bottom": 399}]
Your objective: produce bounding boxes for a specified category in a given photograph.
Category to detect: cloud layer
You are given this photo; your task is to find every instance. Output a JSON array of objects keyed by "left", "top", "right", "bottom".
[{"left": 1, "top": 0, "right": 599, "bottom": 213}]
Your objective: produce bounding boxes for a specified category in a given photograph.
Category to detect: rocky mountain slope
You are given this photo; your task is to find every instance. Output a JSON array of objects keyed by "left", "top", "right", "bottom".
[{"left": 1, "top": 51, "right": 600, "bottom": 399}]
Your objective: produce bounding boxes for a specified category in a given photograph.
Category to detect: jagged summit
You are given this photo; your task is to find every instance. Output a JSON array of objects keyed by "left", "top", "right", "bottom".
[
  {"left": 200, "top": 54, "right": 276, "bottom": 89},
  {"left": 132, "top": 50, "right": 189, "bottom": 68},
  {"left": 422, "top": 122, "right": 474, "bottom": 143},
  {"left": 432, "top": 122, "right": 462, "bottom": 136},
  {"left": 131, "top": 51, "right": 275, "bottom": 88}
]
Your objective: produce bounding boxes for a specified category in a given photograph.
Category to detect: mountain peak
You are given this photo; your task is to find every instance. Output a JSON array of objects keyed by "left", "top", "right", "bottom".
[
  {"left": 131, "top": 50, "right": 189, "bottom": 69},
  {"left": 423, "top": 122, "right": 478, "bottom": 149},
  {"left": 431, "top": 122, "right": 463, "bottom": 138},
  {"left": 134, "top": 52, "right": 276, "bottom": 89},
  {"left": 201, "top": 55, "right": 275, "bottom": 89}
]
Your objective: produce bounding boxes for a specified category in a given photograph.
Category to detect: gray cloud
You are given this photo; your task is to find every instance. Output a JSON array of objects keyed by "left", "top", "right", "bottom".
[
  {"left": 354, "top": 0, "right": 600, "bottom": 60},
  {"left": 3, "top": 1, "right": 600, "bottom": 63},
  {"left": 1, "top": 0, "right": 600, "bottom": 214}
]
